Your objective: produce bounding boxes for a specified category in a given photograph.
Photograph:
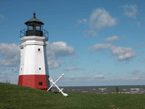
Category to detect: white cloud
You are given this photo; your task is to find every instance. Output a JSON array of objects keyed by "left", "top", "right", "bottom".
[
  {"left": 103, "top": 36, "right": 127, "bottom": 42},
  {"left": 95, "top": 74, "right": 104, "bottom": 79},
  {"left": 77, "top": 8, "right": 117, "bottom": 37},
  {"left": 77, "top": 19, "right": 87, "bottom": 25},
  {"left": 103, "top": 36, "right": 120, "bottom": 42},
  {"left": 88, "top": 43, "right": 137, "bottom": 62},
  {"left": 133, "top": 42, "right": 145, "bottom": 48},
  {"left": 48, "top": 60, "right": 65, "bottom": 69},
  {"left": 121, "top": 4, "right": 138, "bottom": 19},
  {"left": 64, "top": 67, "right": 84, "bottom": 71},
  {"left": 68, "top": 76, "right": 76, "bottom": 80},
  {"left": 46, "top": 41, "right": 76, "bottom": 60},
  {"left": 0, "top": 43, "right": 20, "bottom": 67},
  {"left": 77, "top": 75, "right": 91, "bottom": 80},
  {"left": 45, "top": 41, "right": 77, "bottom": 69},
  {"left": 89, "top": 8, "right": 117, "bottom": 30},
  {"left": 0, "top": 14, "right": 4, "bottom": 22},
  {"left": 77, "top": 75, "right": 86, "bottom": 78},
  {"left": 0, "top": 41, "right": 77, "bottom": 69},
  {"left": 65, "top": 75, "right": 92, "bottom": 81},
  {"left": 0, "top": 55, "right": 20, "bottom": 67},
  {"left": 132, "top": 78, "right": 138, "bottom": 80},
  {"left": 83, "top": 30, "right": 98, "bottom": 37}
]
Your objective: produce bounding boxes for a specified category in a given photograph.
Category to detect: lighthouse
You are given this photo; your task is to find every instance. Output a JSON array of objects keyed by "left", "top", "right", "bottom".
[{"left": 18, "top": 13, "right": 50, "bottom": 91}]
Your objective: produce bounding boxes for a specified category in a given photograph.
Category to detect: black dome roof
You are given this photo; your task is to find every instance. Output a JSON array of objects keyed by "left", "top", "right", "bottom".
[{"left": 25, "top": 13, "right": 44, "bottom": 25}]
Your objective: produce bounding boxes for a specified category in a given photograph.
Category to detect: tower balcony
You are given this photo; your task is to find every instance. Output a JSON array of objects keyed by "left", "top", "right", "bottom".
[{"left": 20, "top": 29, "right": 49, "bottom": 40}]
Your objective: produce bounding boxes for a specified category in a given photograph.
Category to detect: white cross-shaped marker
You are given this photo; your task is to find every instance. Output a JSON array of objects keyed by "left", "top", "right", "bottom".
[{"left": 47, "top": 73, "right": 68, "bottom": 97}]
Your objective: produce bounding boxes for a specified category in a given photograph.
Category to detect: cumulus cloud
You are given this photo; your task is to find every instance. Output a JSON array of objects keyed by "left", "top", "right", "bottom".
[
  {"left": 64, "top": 67, "right": 84, "bottom": 71},
  {"left": 121, "top": 4, "right": 138, "bottom": 19},
  {"left": 0, "top": 43, "right": 20, "bottom": 67},
  {"left": 83, "top": 30, "right": 98, "bottom": 37},
  {"left": 133, "top": 42, "right": 145, "bottom": 48},
  {"left": 0, "top": 41, "right": 77, "bottom": 69},
  {"left": 88, "top": 43, "right": 137, "bottom": 62},
  {"left": 48, "top": 60, "right": 65, "bottom": 69},
  {"left": 95, "top": 74, "right": 104, "bottom": 79},
  {"left": 103, "top": 36, "right": 127, "bottom": 42},
  {"left": 127, "top": 70, "right": 141, "bottom": 75},
  {"left": 46, "top": 41, "right": 76, "bottom": 60},
  {"left": 89, "top": 8, "right": 117, "bottom": 30},
  {"left": 76, "top": 8, "right": 117, "bottom": 37},
  {"left": 0, "top": 55, "right": 20, "bottom": 67},
  {"left": 45, "top": 41, "right": 78, "bottom": 69},
  {"left": 77, "top": 19, "right": 87, "bottom": 25},
  {"left": 104, "top": 36, "right": 120, "bottom": 42}
]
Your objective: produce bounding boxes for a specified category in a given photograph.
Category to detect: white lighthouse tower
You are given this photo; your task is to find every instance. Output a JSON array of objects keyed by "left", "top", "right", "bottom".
[{"left": 18, "top": 13, "right": 50, "bottom": 91}]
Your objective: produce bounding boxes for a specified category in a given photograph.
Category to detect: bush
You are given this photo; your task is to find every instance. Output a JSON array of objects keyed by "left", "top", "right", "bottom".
[{"left": 116, "top": 87, "right": 119, "bottom": 93}]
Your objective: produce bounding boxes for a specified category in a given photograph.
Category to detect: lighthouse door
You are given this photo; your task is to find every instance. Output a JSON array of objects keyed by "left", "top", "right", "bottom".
[{"left": 25, "top": 79, "right": 32, "bottom": 87}]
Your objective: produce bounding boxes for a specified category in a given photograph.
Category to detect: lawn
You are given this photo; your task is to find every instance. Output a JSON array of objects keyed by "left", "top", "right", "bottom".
[{"left": 0, "top": 83, "right": 145, "bottom": 109}]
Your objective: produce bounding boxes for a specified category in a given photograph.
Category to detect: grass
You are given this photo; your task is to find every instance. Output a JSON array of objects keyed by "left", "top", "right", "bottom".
[{"left": 0, "top": 83, "right": 145, "bottom": 109}]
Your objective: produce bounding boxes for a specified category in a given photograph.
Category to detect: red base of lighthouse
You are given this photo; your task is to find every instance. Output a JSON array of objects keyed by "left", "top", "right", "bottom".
[{"left": 18, "top": 75, "right": 49, "bottom": 91}]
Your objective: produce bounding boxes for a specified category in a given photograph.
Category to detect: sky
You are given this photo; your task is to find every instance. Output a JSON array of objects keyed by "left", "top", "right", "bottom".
[{"left": 0, "top": 0, "right": 145, "bottom": 87}]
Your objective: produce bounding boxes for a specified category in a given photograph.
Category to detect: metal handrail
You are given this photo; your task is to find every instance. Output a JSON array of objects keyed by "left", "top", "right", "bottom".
[
  {"left": 20, "top": 29, "right": 49, "bottom": 40},
  {"left": 20, "top": 29, "right": 26, "bottom": 38},
  {"left": 43, "top": 29, "right": 49, "bottom": 39}
]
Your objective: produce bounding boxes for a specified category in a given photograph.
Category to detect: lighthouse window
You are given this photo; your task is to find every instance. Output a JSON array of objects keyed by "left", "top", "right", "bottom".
[
  {"left": 28, "top": 26, "right": 33, "bottom": 30},
  {"left": 39, "top": 68, "right": 41, "bottom": 70},
  {"left": 36, "top": 26, "right": 40, "bottom": 30},
  {"left": 38, "top": 48, "right": 40, "bottom": 51},
  {"left": 39, "top": 82, "right": 42, "bottom": 85}
]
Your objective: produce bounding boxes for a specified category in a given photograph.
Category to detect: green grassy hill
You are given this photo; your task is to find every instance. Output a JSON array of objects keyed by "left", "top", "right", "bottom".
[{"left": 0, "top": 82, "right": 145, "bottom": 109}]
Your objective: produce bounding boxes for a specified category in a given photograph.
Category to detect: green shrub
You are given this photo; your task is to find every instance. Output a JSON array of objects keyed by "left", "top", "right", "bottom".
[{"left": 116, "top": 87, "right": 119, "bottom": 93}]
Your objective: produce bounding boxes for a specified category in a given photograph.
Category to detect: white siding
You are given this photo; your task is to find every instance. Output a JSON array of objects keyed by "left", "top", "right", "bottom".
[{"left": 19, "top": 36, "right": 49, "bottom": 75}]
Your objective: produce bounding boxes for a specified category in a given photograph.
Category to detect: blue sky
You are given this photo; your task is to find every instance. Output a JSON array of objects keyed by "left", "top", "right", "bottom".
[{"left": 0, "top": 0, "right": 145, "bottom": 86}]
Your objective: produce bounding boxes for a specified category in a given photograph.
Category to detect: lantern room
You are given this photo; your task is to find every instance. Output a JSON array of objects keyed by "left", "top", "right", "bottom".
[
  {"left": 20, "top": 13, "right": 48, "bottom": 38},
  {"left": 25, "top": 13, "right": 44, "bottom": 36}
]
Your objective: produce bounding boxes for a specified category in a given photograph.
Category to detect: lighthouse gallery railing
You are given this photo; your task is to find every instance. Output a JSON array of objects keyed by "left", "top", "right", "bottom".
[{"left": 20, "top": 29, "right": 49, "bottom": 40}]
